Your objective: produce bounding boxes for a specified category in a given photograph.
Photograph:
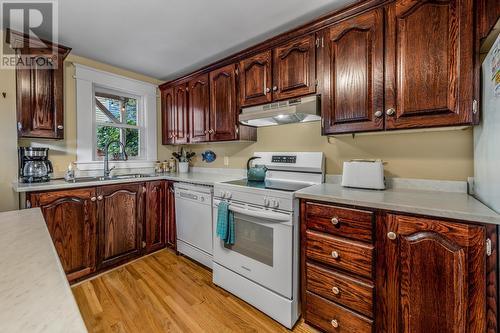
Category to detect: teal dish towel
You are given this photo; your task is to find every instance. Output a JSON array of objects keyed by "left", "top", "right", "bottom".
[{"left": 216, "top": 201, "right": 235, "bottom": 245}]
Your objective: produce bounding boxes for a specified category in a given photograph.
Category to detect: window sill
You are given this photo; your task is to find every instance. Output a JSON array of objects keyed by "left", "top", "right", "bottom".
[{"left": 75, "top": 160, "right": 156, "bottom": 171}]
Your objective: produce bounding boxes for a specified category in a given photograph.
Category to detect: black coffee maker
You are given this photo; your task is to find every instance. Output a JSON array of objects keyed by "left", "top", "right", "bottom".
[{"left": 18, "top": 147, "right": 53, "bottom": 183}]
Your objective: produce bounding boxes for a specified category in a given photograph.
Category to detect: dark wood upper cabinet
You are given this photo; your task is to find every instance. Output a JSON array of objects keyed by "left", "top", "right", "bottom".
[
  {"left": 188, "top": 74, "right": 210, "bottom": 143},
  {"left": 161, "top": 87, "right": 175, "bottom": 145},
  {"left": 379, "top": 214, "right": 488, "bottom": 333},
  {"left": 209, "top": 64, "right": 238, "bottom": 141},
  {"left": 478, "top": 0, "right": 500, "bottom": 40},
  {"left": 319, "top": 8, "right": 384, "bottom": 135},
  {"left": 145, "top": 181, "right": 166, "bottom": 253},
  {"left": 173, "top": 83, "right": 189, "bottom": 144},
  {"left": 7, "top": 31, "right": 71, "bottom": 139},
  {"left": 97, "top": 183, "right": 144, "bottom": 269},
  {"left": 238, "top": 50, "right": 272, "bottom": 107},
  {"left": 384, "top": 0, "right": 473, "bottom": 129},
  {"left": 28, "top": 188, "right": 97, "bottom": 282},
  {"left": 272, "top": 34, "right": 316, "bottom": 101}
]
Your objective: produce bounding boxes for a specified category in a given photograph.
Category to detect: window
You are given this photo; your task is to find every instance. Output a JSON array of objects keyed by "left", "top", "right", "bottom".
[
  {"left": 75, "top": 64, "right": 157, "bottom": 170},
  {"left": 94, "top": 88, "right": 142, "bottom": 160}
]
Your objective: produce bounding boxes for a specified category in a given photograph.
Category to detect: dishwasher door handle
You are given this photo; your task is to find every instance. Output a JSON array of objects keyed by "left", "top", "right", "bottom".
[{"left": 228, "top": 205, "right": 291, "bottom": 222}]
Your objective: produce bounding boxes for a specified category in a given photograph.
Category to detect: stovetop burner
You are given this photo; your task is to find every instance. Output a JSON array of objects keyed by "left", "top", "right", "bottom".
[{"left": 223, "top": 179, "right": 313, "bottom": 192}]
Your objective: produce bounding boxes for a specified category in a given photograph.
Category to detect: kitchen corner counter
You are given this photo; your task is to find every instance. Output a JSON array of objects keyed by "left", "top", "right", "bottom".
[
  {"left": 0, "top": 208, "right": 87, "bottom": 332},
  {"left": 295, "top": 183, "right": 500, "bottom": 225},
  {"left": 12, "top": 171, "right": 243, "bottom": 193}
]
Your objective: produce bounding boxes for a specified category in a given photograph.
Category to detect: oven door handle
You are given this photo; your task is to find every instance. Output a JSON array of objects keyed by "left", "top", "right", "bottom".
[{"left": 228, "top": 205, "right": 290, "bottom": 222}]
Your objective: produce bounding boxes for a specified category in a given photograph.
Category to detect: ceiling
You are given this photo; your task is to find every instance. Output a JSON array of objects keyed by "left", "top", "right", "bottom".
[{"left": 48, "top": 0, "right": 356, "bottom": 81}]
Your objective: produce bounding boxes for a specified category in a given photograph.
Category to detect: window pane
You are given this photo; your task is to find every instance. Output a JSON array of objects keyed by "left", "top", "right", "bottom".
[
  {"left": 96, "top": 126, "right": 121, "bottom": 158},
  {"left": 124, "top": 128, "right": 139, "bottom": 157},
  {"left": 95, "top": 96, "right": 122, "bottom": 124},
  {"left": 124, "top": 98, "right": 138, "bottom": 126}
]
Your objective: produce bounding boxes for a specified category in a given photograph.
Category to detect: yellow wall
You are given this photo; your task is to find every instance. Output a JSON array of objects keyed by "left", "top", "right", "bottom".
[
  {"left": 0, "top": 46, "right": 474, "bottom": 212},
  {"left": 0, "top": 52, "right": 162, "bottom": 212},
  {"left": 159, "top": 122, "right": 474, "bottom": 181},
  {"left": 0, "top": 40, "right": 19, "bottom": 211},
  {"left": 19, "top": 54, "right": 163, "bottom": 174}
]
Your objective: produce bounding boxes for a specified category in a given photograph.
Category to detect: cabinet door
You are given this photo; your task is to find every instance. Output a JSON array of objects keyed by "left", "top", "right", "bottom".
[
  {"left": 28, "top": 188, "right": 97, "bottom": 282},
  {"left": 174, "top": 83, "right": 189, "bottom": 144},
  {"left": 188, "top": 74, "right": 210, "bottom": 143},
  {"left": 238, "top": 51, "right": 272, "bottom": 107},
  {"left": 209, "top": 64, "right": 238, "bottom": 141},
  {"left": 379, "top": 214, "right": 487, "bottom": 333},
  {"left": 166, "top": 181, "right": 177, "bottom": 249},
  {"left": 161, "top": 87, "right": 175, "bottom": 144},
  {"left": 272, "top": 34, "right": 316, "bottom": 101},
  {"left": 145, "top": 181, "right": 166, "bottom": 253},
  {"left": 385, "top": 0, "right": 473, "bottom": 129},
  {"left": 478, "top": 0, "right": 500, "bottom": 40},
  {"left": 97, "top": 183, "right": 144, "bottom": 268},
  {"left": 319, "top": 8, "right": 384, "bottom": 135},
  {"left": 16, "top": 54, "right": 65, "bottom": 139}
]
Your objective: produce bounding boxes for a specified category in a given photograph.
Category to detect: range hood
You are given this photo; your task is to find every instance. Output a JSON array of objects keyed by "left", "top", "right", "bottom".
[{"left": 239, "top": 95, "right": 320, "bottom": 127}]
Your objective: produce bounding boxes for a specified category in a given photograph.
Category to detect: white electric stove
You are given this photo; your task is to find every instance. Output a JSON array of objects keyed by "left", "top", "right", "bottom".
[{"left": 212, "top": 152, "right": 324, "bottom": 328}]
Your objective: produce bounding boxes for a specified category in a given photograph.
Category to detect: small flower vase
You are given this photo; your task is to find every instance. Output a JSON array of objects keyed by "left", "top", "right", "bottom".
[{"left": 178, "top": 161, "right": 189, "bottom": 173}]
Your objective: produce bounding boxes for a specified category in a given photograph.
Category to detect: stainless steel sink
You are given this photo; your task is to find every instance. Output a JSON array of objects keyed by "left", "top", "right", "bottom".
[{"left": 65, "top": 173, "right": 155, "bottom": 183}]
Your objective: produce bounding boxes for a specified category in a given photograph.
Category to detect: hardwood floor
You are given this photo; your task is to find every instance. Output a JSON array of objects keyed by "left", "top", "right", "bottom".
[{"left": 72, "top": 249, "right": 318, "bottom": 333}]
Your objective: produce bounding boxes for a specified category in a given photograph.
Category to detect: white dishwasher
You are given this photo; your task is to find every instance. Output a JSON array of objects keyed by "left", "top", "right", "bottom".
[{"left": 174, "top": 183, "right": 213, "bottom": 268}]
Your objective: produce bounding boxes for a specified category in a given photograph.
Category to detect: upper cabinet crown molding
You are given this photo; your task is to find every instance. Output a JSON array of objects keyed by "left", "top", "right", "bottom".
[{"left": 160, "top": 0, "right": 484, "bottom": 137}]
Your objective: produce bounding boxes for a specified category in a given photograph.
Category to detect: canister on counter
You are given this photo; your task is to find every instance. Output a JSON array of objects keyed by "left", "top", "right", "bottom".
[
  {"left": 162, "top": 160, "right": 170, "bottom": 173},
  {"left": 169, "top": 158, "right": 176, "bottom": 173},
  {"left": 154, "top": 161, "right": 163, "bottom": 173}
]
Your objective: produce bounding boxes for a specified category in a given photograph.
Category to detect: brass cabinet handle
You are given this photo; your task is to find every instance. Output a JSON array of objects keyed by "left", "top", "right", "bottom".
[
  {"left": 331, "top": 319, "right": 339, "bottom": 328},
  {"left": 332, "top": 286, "right": 340, "bottom": 295},
  {"left": 331, "top": 217, "right": 339, "bottom": 225},
  {"left": 272, "top": 86, "right": 278, "bottom": 91},
  {"left": 386, "top": 108, "right": 396, "bottom": 116},
  {"left": 90, "top": 197, "right": 97, "bottom": 202},
  {"left": 57, "top": 125, "right": 64, "bottom": 130},
  {"left": 374, "top": 110, "right": 383, "bottom": 118},
  {"left": 97, "top": 195, "right": 103, "bottom": 201},
  {"left": 387, "top": 231, "right": 397, "bottom": 240},
  {"left": 331, "top": 250, "right": 340, "bottom": 259},
  {"left": 266, "top": 87, "right": 271, "bottom": 93}
]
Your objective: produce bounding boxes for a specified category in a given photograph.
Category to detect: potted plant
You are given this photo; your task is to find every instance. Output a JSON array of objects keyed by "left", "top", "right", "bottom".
[{"left": 172, "top": 147, "right": 195, "bottom": 173}]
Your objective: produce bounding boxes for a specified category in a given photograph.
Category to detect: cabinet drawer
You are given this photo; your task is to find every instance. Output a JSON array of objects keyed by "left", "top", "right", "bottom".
[
  {"left": 304, "top": 202, "right": 373, "bottom": 242},
  {"left": 305, "top": 291, "right": 373, "bottom": 333},
  {"left": 306, "top": 262, "right": 374, "bottom": 317},
  {"left": 305, "top": 230, "right": 373, "bottom": 278}
]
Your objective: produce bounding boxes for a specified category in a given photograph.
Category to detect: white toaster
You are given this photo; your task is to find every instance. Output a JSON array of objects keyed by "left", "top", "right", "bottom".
[{"left": 341, "top": 160, "right": 386, "bottom": 190}]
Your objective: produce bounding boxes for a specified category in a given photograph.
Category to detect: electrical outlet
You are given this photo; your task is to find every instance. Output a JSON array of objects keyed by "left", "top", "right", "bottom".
[{"left": 224, "top": 156, "right": 229, "bottom": 166}]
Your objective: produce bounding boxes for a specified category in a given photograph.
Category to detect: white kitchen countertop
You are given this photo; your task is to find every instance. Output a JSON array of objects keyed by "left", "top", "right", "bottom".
[
  {"left": 0, "top": 208, "right": 87, "bottom": 332},
  {"left": 296, "top": 183, "right": 500, "bottom": 225},
  {"left": 12, "top": 171, "right": 243, "bottom": 193}
]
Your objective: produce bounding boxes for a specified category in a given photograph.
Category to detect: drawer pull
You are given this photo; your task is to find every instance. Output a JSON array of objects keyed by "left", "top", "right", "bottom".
[
  {"left": 332, "top": 286, "right": 340, "bottom": 295},
  {"left": 331, "top": 250, "right": 340, "bottom": 259},
  {"left": 90, "top": 197, "right": 97, "bottom": 202},
  {"left": 331, "top": 319, "right": 339, "bottom": 328},
  {"left": 331, "top": 217, "right": 339, "bottom": 225}
]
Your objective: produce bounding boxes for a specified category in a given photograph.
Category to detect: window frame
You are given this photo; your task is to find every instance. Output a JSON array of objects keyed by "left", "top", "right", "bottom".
[
  {"left": 92, "top": 86, "right": 145, "bottom": 161},
  {"left": 75, "top": 64, "right": 157, "bottom": 171}
]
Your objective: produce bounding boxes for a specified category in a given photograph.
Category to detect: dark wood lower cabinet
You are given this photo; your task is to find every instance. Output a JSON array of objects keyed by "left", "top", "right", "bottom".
[
  {"left": 28, "top": 188, "right": 97, "bottom": 282},
  {"left": 145, "top": 181, "right": 166, "bottom": 253},
  {"left": 97, "top": 183, "right": 145, "bottom": 269},
  {"left": 28, "top": 180, "right": 177, "bottom": 282},
  {"left": 166, "top": 181, "right": 177, "bottom": 250},
  {"left": 301, "top": 199, "right": 498, "bottom": 333}
]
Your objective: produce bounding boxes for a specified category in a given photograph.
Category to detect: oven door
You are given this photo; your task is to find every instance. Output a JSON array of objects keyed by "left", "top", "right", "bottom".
[{"left": 213, "top": 199, "right": 293, "bottom": 299}]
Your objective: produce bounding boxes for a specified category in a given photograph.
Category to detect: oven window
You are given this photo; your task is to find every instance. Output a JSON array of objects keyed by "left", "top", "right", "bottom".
[{"left": 224, "top": 216, "right": 274, "bottom": 266}]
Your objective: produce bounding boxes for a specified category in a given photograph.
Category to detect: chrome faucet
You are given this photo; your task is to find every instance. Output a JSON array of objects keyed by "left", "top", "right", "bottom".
[{"left": 103, "top": 141, "right": 128, "bottom": 178}]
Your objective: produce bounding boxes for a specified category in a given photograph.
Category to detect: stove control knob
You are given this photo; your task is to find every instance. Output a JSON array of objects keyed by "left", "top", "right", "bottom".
[
  {"left": 221, "top": 191, "right": 226, "bottom": 199},
  {"left": 225, "top": 192, "right": 232, "bottom": 199},
  {"left": 272, "top": 199, "right": 280, "bottom": 208},
  {"left": 264, "top": 198, "right": 270, "bottom": 206}
]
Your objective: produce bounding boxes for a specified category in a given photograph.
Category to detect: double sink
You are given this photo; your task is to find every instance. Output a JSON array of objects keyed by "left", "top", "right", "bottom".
[{"left": 65, "top": 173, "right": 156, "bottom": 183}]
